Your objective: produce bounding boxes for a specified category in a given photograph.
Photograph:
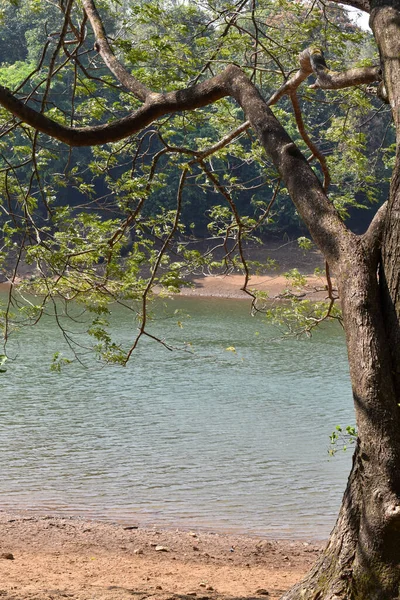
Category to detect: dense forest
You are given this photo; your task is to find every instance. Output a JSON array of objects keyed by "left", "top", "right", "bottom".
[{"left": 0, "top": 0, "right": 392, "bottom": 240}]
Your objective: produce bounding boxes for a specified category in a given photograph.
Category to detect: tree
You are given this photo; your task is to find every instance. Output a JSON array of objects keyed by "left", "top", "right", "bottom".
[{"left": 0, "top": 0, "right": 399, "bottom": 597}]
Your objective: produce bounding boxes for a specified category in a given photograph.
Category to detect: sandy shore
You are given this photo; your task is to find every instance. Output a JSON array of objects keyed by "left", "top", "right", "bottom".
[
  {"left": 0, "top": 240, "right": 330, "bottom": 301},
  {"left": 177, "top": 273, "right": 329, "bottom": 300},
  {"left": 0, "top": 272, "right": 330, "bottom": 302},
  {"left": 0, "top": 512, "right": 323, "bottom": 600}
]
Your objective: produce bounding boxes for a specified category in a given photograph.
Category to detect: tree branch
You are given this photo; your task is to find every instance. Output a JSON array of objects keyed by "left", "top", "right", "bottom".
[
  {"left": 308, "top": 48, "right": 380, "bottom": 90},
  {"left": 82, "top": 0, "right": 150, "bottom": 101},
  {"left": 0, "top": 68, "right": 230, "bottom": 145},
  {"left": 268, "top": 47, "right": 380, "bottom": 106},
  {"left": 362, "top": 201, "right": 388, "bottom": 258},
  {"left": 0, "top": 0, "right": 371, "bottom": 267},
  {"left": 327, "top": 0, "right": 370, "bottom": 14}
]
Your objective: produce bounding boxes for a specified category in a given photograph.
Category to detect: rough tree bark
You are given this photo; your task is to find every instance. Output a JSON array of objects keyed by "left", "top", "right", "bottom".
[
  {"left": 0, "top": 0, "right": 400, "bottom": 598},
  {"left": 282, "top": 3, "right": 400, "bottom": 598}
]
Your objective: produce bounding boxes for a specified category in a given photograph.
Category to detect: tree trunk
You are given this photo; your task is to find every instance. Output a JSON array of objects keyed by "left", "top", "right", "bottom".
[
  {"left": 280, "top": 242, "right": 400, "bottom": 599},
  {"left": 281, "top": 5, "right": 400, "bottom": 596}
]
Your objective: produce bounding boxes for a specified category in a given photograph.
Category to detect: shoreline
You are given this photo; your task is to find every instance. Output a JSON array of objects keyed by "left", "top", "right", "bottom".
[
  {"left": 176, "top": 273, "right": 329, "bottom": 301},
  {"left": 0, "top": 511, "right": 323, "bottom": 600},
  {"left": 0, "top": 272, "right": 330, "bottom": 302},
  {"left": 0, "top": 240, "right": 329, "bottom": 301}
]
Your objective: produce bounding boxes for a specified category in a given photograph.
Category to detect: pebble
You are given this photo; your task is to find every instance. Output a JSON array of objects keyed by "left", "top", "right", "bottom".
[
  {"left": 124, "top": 525, "right": 139, "bottom": 530},
  {"left": 134, "top": 549, "right": 144, "bottom": 555},
  {"left": 193, "top": 546, "right": 199, "bottom": 551},
  {"left": 0, "top": 553, "right": 14, "bottom": 560},
  {"left": 255, "top": 589, "right": 270, "bottom": 596},
  {"left": 155, "top": 545, "right": 169, "bottom": 552}
]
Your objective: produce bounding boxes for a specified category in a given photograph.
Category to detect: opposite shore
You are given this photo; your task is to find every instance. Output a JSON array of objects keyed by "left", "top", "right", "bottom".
[{"left": 0, "top": 240, "right": 329, "bottom": 301}]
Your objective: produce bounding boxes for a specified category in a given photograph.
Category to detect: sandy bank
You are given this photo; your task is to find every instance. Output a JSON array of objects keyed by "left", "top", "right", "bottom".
[
  {"left": 0, "top": 512, "right": 323, "bottom": 600},
  {"left": 0, "top": 273, "right": 331, "bottom": 302},
  {"left": 0, "top": 240, "right": 330, "bottom": 301},
  {"left": 177, "top": 273, "right": 329, "bottom": 300}
]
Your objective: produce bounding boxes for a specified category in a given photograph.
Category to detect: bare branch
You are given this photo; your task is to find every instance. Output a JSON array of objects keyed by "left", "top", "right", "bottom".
[
  {"left": 308, "top": 48, "right": 380, "bottom": 90},
  {"left": 362, "top": 201, "right": 388, "bottom": 258},
  {"left": 268, "top": 47, "right": 380, "bottom": 106},
  {"left": 82, "top": 0, "right": 150, "bottom": 101},
  {"left": 289, "top": 90, "right": 331, "bottom": 191}
]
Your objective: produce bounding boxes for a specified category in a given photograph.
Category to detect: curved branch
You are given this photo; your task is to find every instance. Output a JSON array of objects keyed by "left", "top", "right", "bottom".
[
  {"left": 289, "top": 90, "right": 331, "bottom": 191},
  {"left": 0, "top": 69, "right": 229, "bottom": 146},
  {"left": 82, "top": 0, "right": 150, "bottom": 102},
  {"left": 224, "top": 68, "right": 348, "bottom": 263},
  {"left": 268, "top": 47, "right": 380, "bottom": 106},
  {"left": 0, "top": 26, "right": 369, "bottom": 265},
  {"left": 362, "top": 201, "right": 388, "bottom": 259},
  {"left": 308, "top": 48, "right": 380, "bottom": 90}
]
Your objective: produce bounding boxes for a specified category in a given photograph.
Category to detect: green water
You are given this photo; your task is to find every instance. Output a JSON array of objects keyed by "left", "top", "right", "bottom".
[{"left": 0, "top": 296, "right": 353, "bottom": 539}]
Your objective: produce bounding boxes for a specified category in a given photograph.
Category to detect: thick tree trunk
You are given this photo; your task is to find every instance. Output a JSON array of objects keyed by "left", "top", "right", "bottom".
[
  {"left": 281, "top": 250, "right": 400, "bottom": 600},
  {"left": 281, "top": 3, "right": 400, "bottom": 598}
]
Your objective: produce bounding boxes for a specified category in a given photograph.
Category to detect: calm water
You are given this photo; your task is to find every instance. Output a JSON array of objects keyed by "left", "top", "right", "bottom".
[{"left": 0, "top": 296, "right": 354, "bottom": 539}]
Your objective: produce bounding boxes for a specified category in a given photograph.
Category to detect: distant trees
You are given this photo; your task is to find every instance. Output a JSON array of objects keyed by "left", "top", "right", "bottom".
[{"left": 1, "top": 1, "right": 400, "bottom": 598}]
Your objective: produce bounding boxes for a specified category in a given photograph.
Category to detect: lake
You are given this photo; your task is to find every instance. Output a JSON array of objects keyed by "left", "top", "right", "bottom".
[{"left": 0, "top": 296, "right": 354, "bottom": 539}]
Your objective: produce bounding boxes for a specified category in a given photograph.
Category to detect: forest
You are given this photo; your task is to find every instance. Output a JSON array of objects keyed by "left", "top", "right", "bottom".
[{"left": 1, "top": 0, "right": 400, "bottom": 598}]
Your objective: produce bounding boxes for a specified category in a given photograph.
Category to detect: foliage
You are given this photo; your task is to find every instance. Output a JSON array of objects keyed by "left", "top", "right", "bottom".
[
  {"left": 329, "top": 424, "right": 357, "bottom": 455},
  {"left": 0, "top": 0, "right": 394, "bottom": 364}
]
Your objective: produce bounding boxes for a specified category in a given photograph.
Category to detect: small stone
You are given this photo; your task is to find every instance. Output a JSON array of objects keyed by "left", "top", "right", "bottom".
[
  {"left": 190, "top": 532, "right": 197, "bottom": 538},
  {"left": 255, "top": 589, "right": 270, "bottom": 596},
  {"left": 193, "top": 546, "right": 199, "bottom": 551},
  {"left": 186, "top": 593, "right": 197, "bottom": 597},
  {"left": 155, "top": 545, "right": 169, "bottom": 552},
  {"left": 202, "top": 552, "right": 210, "bottom": 558},
  {"left": 134, "top": 549, "right": 144, "bottom": 555},
  {"left": 206, "top": 586, "right": 214, "bottom": 591},
  {"left": 124, "top": 525, "right": 139, "bottom": 530},
  {"left": 156, "top": 585, "right": 163, "bottom": 590},
  {"left": 150, "top": 543, "right": 158, "bottom": 547},
  {"left": 1, "top": 553, "right": 14, "bottom": 560},
  {"left": 199, "top": 583, "right": 206, "bottom": 588}
]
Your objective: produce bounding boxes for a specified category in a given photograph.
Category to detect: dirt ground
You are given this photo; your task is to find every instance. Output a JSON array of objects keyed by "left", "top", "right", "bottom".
[{"left": 0, "top": 513, "right": 324, "bottom": 600}]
